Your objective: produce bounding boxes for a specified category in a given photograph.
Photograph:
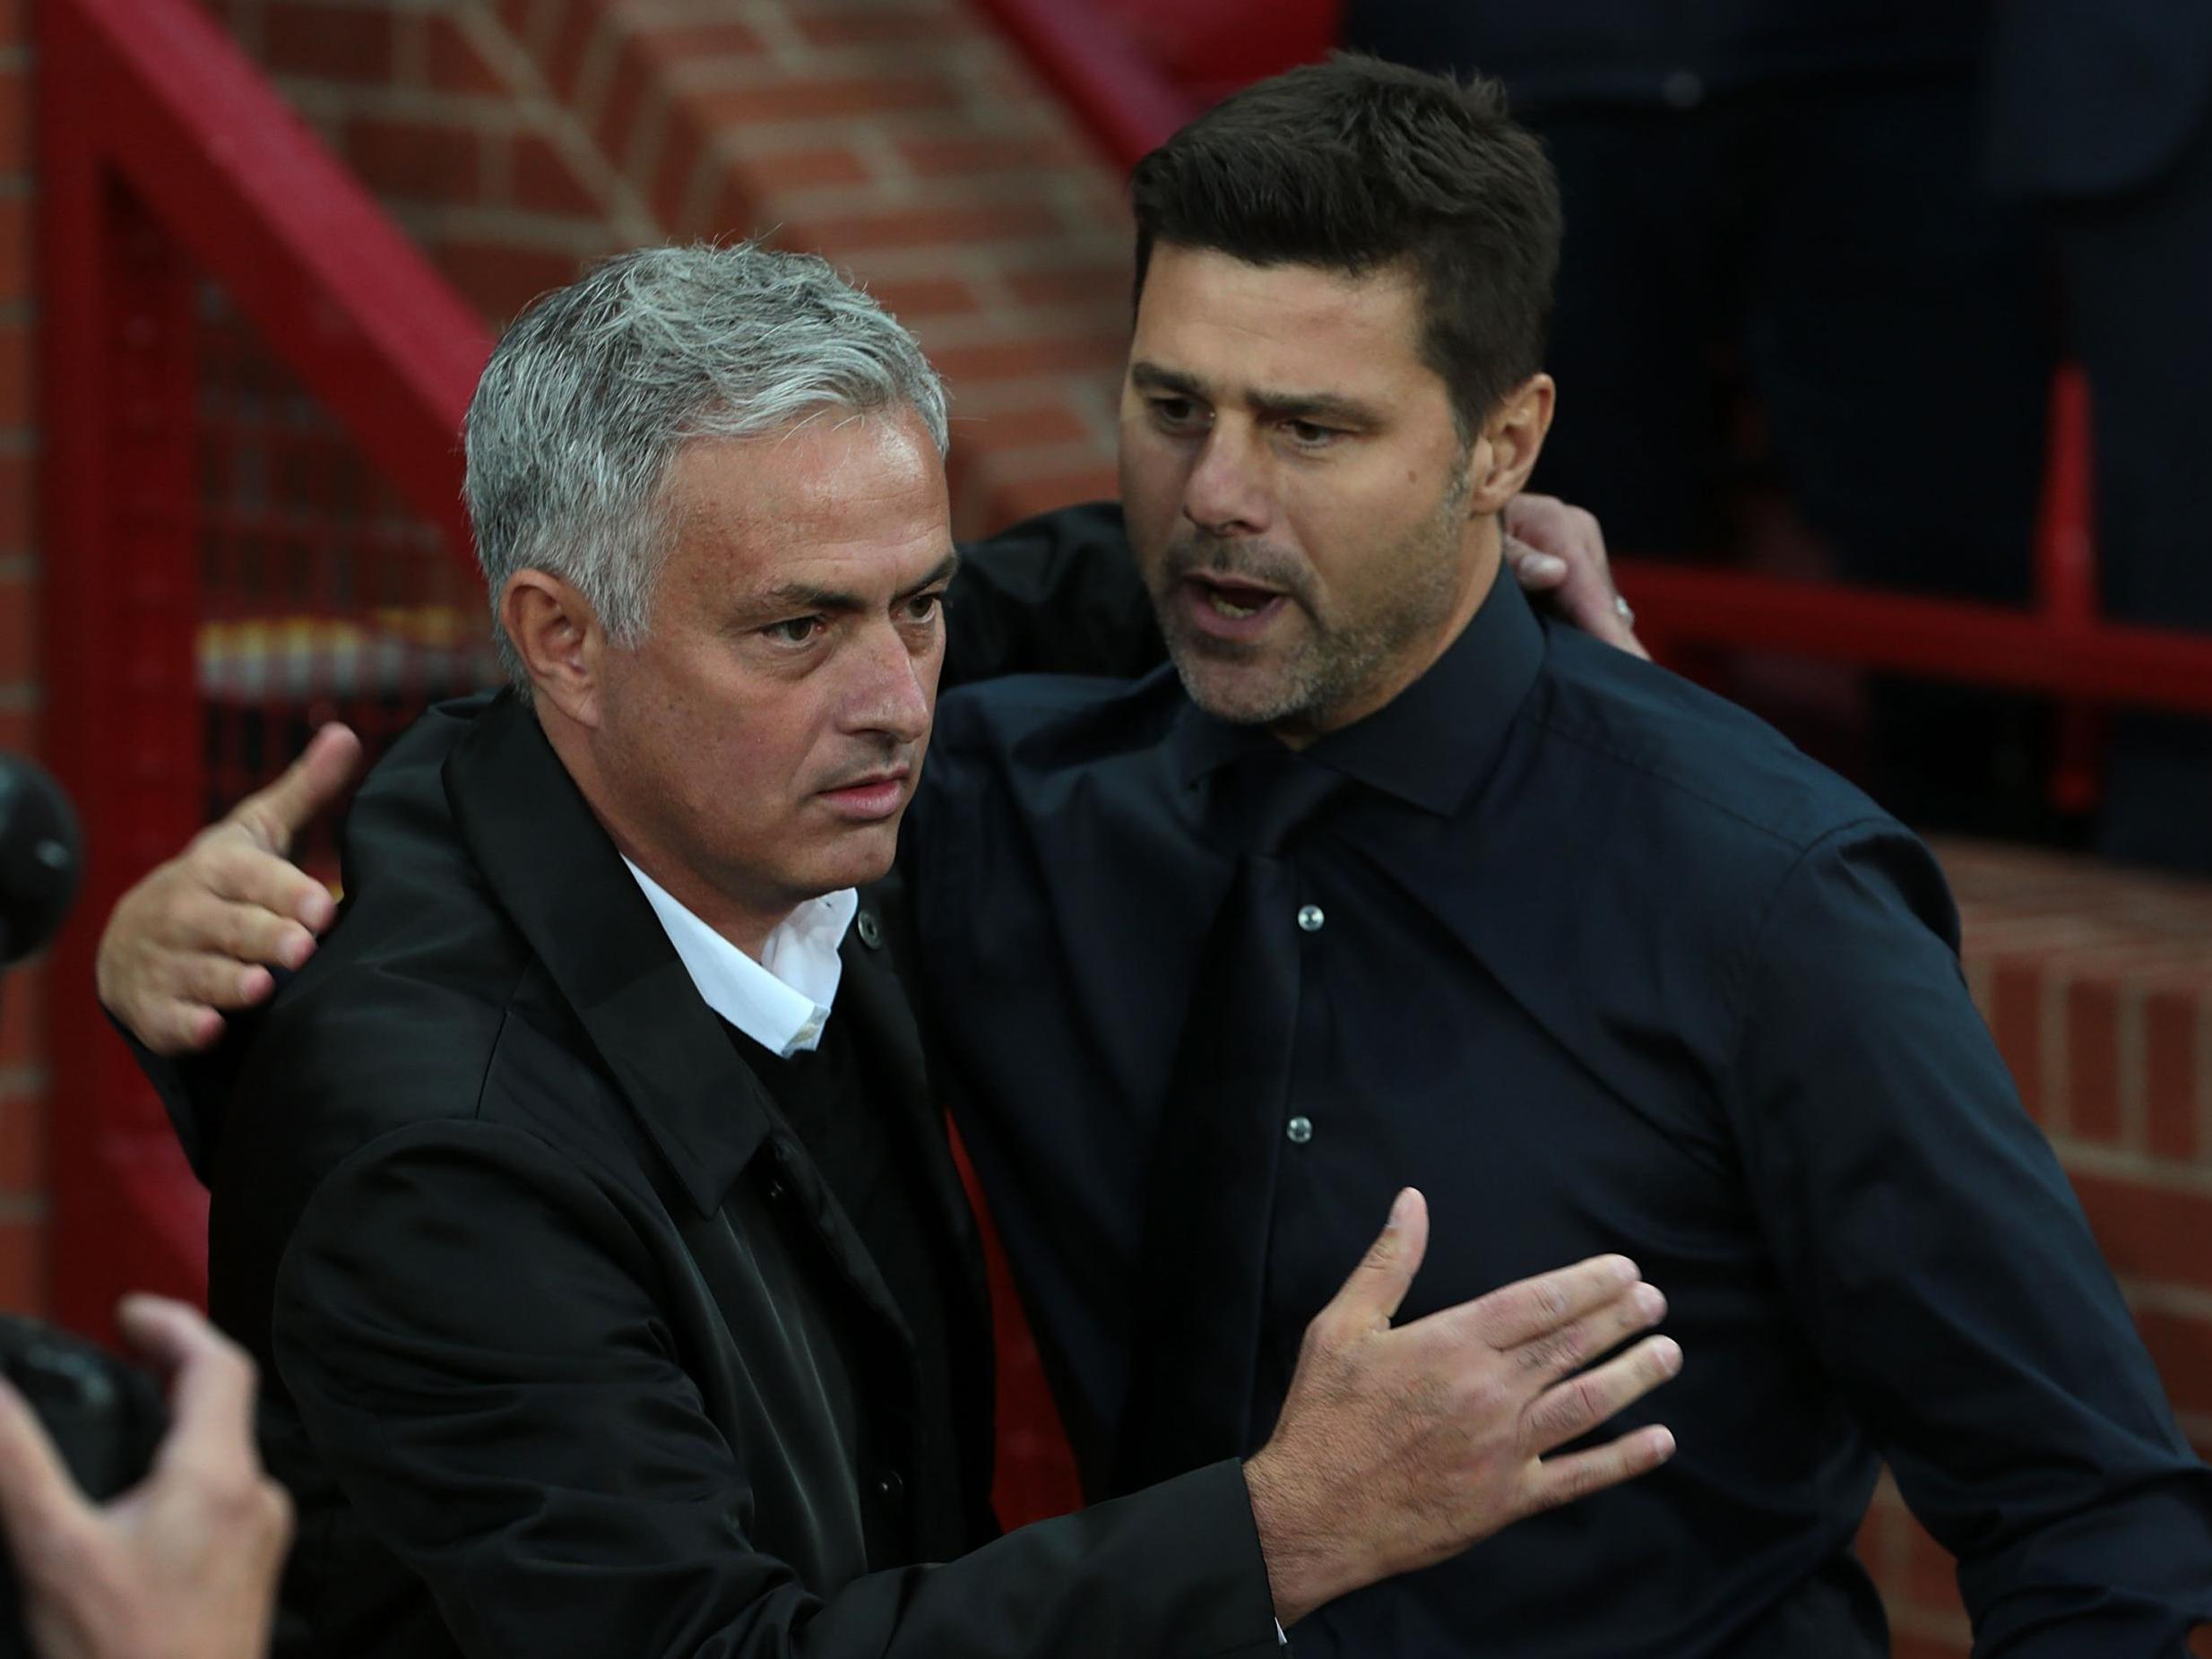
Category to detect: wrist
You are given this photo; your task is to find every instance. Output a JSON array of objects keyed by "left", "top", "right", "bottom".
[{"left": 1242, "top": 1446, "right": 1361, "bottom": 1628}]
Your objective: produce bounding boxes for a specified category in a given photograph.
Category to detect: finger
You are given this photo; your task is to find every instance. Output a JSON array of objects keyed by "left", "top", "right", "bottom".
[
  {"left": 1525, "top": 1421, "right": 1677, "bottom": 1514},
  {"left": 117, "top": 1298, "right": 261, "bottom": 1473},
  {"left": 129, "top": 996, "right": 230, "bottom": 1058},
  {"left": 1548, "top": 558, "right": 1648, "bottom": 660},
  {"left": 1452, "top": 1253, "right": 1642, "bottom": 1351},
  {"left": 1500, "top": 492, "right": 1573, "bottom": 557},
  {"left": 1521, "top": 1335, "right": 1683, "bottom": 1456},
  {"left": 156, "top": 950, "right": 278, "bottom": 1011},
  {"left": 193, "top": 952, "right": 278, "bottom": 1007},
  {"left": 174, "top": 883, "right": 318, "bottom": 972},
  {"left": 224, "top": 724, "right": 362, "bottom": 864},
  {"left": 196, "top": 837, "right": 337, "bottom": 937},
  {"left": 1509, "top": 1281, "right": 1667, "bottom": 1381},
  {"left": 1505, "top": 539, "right": 1568, "bottom": 592},
  {"left": 0, "top": 1377, "right": 91, "bottom": 1546},
  {"left": 1550, "top": 526, "right": 1651, "bottom": 662},
  {"left": 1322, "top": 1188, "right": 1430, "bottom": 1331}
]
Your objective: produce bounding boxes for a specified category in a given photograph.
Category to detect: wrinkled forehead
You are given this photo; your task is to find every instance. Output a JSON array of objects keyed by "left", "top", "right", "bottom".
[{"left": 655, "top": 413, "right": 955, "bottom": 598}]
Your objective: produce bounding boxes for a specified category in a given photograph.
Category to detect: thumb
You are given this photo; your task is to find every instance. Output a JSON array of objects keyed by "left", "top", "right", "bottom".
[
  {"left": 1506, "top": 537, "right": 1570, "bottom": 592},
  {"left": 1327, "top": 1188, "right": 1429, "bottom": 1332},
  {"left": 0, "top": 1375, "right": 90, "bottom": 1550},
  {"left": 227, "top": 722, "right": 363, "bottom": 855}
]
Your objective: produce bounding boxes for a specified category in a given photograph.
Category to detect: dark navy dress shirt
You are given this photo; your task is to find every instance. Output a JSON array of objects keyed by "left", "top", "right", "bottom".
[{"left": 905, "top": 549, "right": 2212, "bottom": 1656}]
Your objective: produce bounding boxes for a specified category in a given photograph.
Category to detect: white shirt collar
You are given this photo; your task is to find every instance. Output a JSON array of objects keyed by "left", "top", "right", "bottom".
[{"left": 620, "top": 857, "right": 857, "bottom": 1058}]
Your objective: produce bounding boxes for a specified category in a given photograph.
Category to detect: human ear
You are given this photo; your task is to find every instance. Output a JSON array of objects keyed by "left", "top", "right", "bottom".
[
  {"left": 1465, "top": 374, "right": 1557, "bottom": 516},
  {"left": 500, "top": 570, "right": 607, "bottom": 728}
]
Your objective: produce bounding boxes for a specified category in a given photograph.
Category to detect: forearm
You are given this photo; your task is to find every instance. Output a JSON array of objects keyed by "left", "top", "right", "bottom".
[{"left": 945, "top": 502, "right": 1162, "bottom": 690}]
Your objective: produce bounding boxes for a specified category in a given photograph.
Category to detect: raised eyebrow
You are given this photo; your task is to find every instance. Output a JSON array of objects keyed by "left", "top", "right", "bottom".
[{"left": 898, "top": 551, "right": 962, "bottom": 600}]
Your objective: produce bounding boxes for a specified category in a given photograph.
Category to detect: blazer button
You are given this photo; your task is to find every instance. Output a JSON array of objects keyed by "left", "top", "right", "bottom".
[
  {"left": 875, "top": 1467, "right": 905, "bottom": 1505},
  {"left": 763, "top": 1174, "right": 787, "bottom": 1205},
  {"left": 855, "top": 911, "right": 883, "bottom": 949}
]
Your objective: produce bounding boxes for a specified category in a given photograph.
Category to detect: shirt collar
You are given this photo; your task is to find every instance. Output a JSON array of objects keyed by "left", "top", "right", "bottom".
[
  {"left": 620, "top": 857, "right": 858, "bottom": 1058},
  {"left": 1173, "top": 555, "right": 1546, "bottom": 817}
]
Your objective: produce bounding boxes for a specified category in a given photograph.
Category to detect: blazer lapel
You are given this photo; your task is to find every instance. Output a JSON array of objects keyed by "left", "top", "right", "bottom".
[{"left": 440, "top": 691, "right": 925, "bottom": 1353}]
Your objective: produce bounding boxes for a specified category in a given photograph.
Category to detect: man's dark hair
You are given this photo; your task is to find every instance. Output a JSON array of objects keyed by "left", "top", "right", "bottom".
[{"left": 1129, "top": 55, "right": 1562, "bottom": 436}]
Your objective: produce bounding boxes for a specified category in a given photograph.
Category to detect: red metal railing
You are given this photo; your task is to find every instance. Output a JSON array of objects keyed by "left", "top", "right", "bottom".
[{"left": 37, "top": 0, "right": 492, "bottom": 1336}]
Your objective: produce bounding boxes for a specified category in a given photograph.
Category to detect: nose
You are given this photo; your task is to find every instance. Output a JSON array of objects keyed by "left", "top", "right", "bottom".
[
  {"left": 842, "top": 618, "right": 933, "bottom": 746},
  {"left": 1181, "top": 421, "right": 1273, "bottom": 540}
]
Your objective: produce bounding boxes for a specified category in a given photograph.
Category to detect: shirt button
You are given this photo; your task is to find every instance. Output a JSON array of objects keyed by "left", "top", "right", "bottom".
[
  {"left": 1296, "top": 904, "right": 1325, "bottom": 932},
  {"left": 875, "top": 1468, "right": 906, "bottom": 1504},
  {"left": 1662, "top": 69, "right": 1704, "bottom": 109},
  {"left": 1285, "top": 1115, "right": 1313, "bottom": 1145},
  {"left": 855, "top": 911, "right": 883, "bottom": 949}
]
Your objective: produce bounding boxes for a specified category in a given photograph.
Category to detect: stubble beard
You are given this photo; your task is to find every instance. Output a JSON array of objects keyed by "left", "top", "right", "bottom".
[{"left": 1152, "top": 470, "right": 1473, "bottom": 732}]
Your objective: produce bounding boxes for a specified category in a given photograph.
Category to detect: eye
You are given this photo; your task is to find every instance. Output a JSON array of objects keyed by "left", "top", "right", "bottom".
[
  {"left": 1147, "top": 395, "right": 1206, "bottom": 432},
  {"left": 1284, "top": 419, "right": 1344, "bottom": 450},
  {"left": 764, "top": 616, "right": 825, "bottom": 647},
  {"left": 901, "top": 592, "right": 946, "bottom": 625}
]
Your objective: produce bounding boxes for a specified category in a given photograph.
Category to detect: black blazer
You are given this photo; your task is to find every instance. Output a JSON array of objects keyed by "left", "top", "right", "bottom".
[{"left": 199, "top": 689, "right": 1278, "bottom": 1659}]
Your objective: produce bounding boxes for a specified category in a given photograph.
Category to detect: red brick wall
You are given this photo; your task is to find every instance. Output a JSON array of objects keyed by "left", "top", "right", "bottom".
[{"left": 197, "top": 0, "right": 1129, "bottom": 535}]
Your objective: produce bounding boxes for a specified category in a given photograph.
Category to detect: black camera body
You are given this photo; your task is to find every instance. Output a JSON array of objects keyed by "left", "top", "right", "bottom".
[{"left": 0, "top": 1317, "right": 168, "bottom": 1655}]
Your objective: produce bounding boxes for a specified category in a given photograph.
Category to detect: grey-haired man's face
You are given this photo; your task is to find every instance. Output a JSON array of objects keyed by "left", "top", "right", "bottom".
[{"left": 584, "top": 412, "right": 957, "bottom": 932}]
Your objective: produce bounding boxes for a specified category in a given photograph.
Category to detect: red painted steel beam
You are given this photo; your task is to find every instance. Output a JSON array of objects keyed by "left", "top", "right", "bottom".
[
  {"left": 966, "top": 0, "right": 1194, "bottom": 169},
  {"left": 51, "top": 0, "right": 490, "bottom": 562},
  {"left": 1619, "top": 559, "right": 2212, "bottom": 715}
]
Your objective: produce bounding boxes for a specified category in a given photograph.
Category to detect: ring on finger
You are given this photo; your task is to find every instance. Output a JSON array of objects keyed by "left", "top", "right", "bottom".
[{"left": 1612, "top": 594, "right": 1636, "bottom": 629}]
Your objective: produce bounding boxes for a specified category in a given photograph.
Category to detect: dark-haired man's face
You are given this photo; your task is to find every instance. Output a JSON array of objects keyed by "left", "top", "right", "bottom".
[{"left": 1119, "top": 244, "right": 1547, "bottom": 742}]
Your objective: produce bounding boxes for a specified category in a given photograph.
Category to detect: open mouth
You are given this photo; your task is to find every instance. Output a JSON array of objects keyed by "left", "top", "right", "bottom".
[
  {"left": 1181, "top": 575, "right": 1292, "bottom": 636},
  {"left": 1203, "top": 588, "right": 1271, "bottom": 618}
]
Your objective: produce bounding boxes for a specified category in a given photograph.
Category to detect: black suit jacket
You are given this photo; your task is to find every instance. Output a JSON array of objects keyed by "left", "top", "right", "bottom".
[{"left": 200, "top": 688, "right": 1278, "bottom": 1659}]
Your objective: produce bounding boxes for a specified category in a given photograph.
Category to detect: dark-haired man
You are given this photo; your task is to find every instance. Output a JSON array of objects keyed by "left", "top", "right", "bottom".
[
  {"left": 903, "top": 56, "right": 2212, "bottom": 1657},
  {"left": 99, "top": 56, "right": 2212, "bottom": 1659}
]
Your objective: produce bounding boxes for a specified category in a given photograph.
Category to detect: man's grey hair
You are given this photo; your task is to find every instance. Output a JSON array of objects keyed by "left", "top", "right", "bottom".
[{"left": 463, "top": 242, "right": 950, "bottom": 687}]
